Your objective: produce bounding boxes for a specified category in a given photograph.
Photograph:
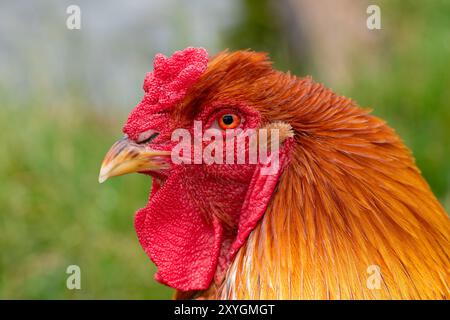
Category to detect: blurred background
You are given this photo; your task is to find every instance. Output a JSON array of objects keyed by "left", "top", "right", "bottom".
[{"left": 0, "top": 0, "right": 449, "bottom": 299}]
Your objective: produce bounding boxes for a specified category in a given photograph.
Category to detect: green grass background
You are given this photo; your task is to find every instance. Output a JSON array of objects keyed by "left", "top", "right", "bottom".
[{"left": 0, "top": 1, "right": 449, "bottom": 299}]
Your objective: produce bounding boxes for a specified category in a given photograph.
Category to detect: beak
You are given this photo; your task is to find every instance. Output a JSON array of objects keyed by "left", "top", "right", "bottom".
[{"left": 98, "top": 136, "right": 170, "bottom": 183}]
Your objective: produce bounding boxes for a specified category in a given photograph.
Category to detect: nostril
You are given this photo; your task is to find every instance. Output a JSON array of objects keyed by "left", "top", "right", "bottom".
[
  {"left": 137, "top": 129, "right": 159, "bottom": 144},
  {"left": 139, "top": 132, "right": 159, "bottom": 144}
]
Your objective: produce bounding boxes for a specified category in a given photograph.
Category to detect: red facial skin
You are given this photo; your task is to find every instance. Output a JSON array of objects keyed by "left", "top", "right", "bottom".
[{"left": 122, "top": 48, "right": 292, "bottom": 292}]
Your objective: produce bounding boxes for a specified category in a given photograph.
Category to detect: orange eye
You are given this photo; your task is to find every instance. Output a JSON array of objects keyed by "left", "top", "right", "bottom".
[{"left": 218, "top": 114, "right": 241, "bottom": 130}]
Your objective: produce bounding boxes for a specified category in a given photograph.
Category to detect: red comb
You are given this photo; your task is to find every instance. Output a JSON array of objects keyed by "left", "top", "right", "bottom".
[{"left": 123, "top": 47, "right": 209, "bottom": 139}]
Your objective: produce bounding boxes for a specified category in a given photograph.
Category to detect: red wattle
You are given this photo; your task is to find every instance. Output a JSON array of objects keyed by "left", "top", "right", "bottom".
[{"left": 134, "top": 171, "right": 224, "bottom": 291}]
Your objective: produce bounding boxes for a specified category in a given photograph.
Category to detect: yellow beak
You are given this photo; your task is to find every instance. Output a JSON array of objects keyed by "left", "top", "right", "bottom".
[{"left": 98, "top": 136, "right": 171, "bottom": 183}]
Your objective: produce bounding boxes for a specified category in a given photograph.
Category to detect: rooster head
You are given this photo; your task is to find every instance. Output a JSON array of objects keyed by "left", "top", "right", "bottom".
[{"left": 99, "top": 47, "right": 294, "bottom": 291}]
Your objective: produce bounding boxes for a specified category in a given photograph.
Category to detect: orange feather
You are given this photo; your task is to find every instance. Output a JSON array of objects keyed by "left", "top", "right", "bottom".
[{"left": 176, "top": 51, "right": 450, "bottom": 299}]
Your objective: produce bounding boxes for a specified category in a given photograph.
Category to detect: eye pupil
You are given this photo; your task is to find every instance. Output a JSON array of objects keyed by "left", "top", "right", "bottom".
[
  {"left": 222, "top": 115, "right": 234, "bottom": 125},
  {"left": 218, "top": 113, "right": 241, "bottom": 130}
]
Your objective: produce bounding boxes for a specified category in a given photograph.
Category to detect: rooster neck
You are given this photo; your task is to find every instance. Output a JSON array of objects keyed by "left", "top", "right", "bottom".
[
  {"left": 214, "top": 164, "right": 449, "bottom": 299},
  {"left": 209, "top": 107, "right": 450, "bottom": 300},
  {"left": 191, "top": 76, "right": 450, "bottom": 300}
]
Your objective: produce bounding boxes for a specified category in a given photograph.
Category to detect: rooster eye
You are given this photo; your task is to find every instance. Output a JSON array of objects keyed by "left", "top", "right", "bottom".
[{"left": 218, "top": 114, "right": 241, "bottom": 130}]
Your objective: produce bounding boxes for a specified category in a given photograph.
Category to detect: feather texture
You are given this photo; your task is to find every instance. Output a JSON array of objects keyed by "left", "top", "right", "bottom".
[{"left": 193, "top": 51, "right": 450, "bottom": 299}]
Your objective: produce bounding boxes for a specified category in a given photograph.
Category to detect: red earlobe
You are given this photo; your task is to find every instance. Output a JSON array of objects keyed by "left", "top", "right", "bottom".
[{"left": 228, "top": 138, "right": 294, "bottom": 261}]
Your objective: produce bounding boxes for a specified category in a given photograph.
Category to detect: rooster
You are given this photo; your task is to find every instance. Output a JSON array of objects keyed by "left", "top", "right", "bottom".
[{"left": 99, "top": 47, "right": 450, "bottom": 299}]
